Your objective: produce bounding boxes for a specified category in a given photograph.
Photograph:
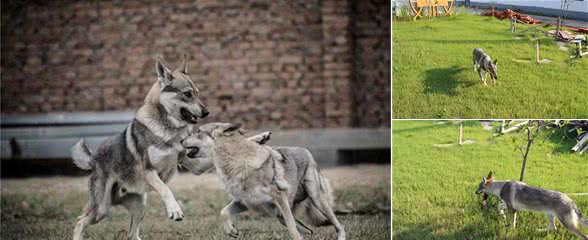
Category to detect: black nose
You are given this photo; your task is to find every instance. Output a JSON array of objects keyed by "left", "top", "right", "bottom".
[
  {"left": 201, "top": 109, "right": 209, "bottom": 118},
  {"left": 180, "top": 139, "right": 185, "bottom": 145}
]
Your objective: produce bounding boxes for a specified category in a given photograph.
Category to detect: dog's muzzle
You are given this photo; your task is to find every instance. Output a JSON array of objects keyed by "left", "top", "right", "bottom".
[
  {"left": 180, "top": 108, "right": 198, "bottom": 124},
  {"left": 186, "top": 147, "right": 200, "bottom": 158}
]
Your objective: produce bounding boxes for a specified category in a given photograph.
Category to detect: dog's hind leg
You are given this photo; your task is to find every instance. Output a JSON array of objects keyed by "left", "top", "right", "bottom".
[
  {"left": 220, "top": 200, "right": 248, "bottom": 238},
  {"left": 538, "top": 213, "right": 557, "bottom": 231},
  {"left": 74, "top": 176, "right": 113, "bottom": 240},
  {"left": 95, "top": 178, "right": 115, "bottom": 221},
  {"left": 274, "top": 210, "right": 314, "bottom": 236},
  {"left": 73, "top": 202, "right": 98, "bottom": 240},
  {"left": 273, "top": 191, "right": 303, "bottom": 240},
  {"left": 303, "top": 167, "right": 346, "bottom": 240},
  {"left": 295, "top": 219, "right": 314, "bottom": 236},
  {"left": 122, "top": 193, "right": 147, "bottom": 240},
  {"left": 559, "top": 211, "right": 588, "bottom": 240}
]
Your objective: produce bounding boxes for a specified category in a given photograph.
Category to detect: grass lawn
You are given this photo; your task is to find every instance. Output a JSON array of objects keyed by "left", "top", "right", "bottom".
[
  {"left": 392, "top": 120, "right": 588, "bottom": 239},
  {"left": 1, "top": 165, "right": 390, "bottom": 240},
  {"left": 392, "top": 14, "right": 588, "bottom": 119}
]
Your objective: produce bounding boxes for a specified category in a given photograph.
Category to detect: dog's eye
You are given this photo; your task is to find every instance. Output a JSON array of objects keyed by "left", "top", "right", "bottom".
[{"left": 183, "top": 91, "right": 193, "bottom": 99}]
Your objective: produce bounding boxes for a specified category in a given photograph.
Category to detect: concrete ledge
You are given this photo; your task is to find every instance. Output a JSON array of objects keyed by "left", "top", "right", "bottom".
[
  {"left": 1, "top": 112, "right": 390, "bottom": 160},
  {"left": 1, "top": 111, "right": 134, "bottom": 126}
]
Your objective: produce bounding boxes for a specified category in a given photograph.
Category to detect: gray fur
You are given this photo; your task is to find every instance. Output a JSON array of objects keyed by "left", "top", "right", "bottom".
[
  {"left": 71, "top": 139, "right": 93, "bottom": 170},
  {"left": 181, "top": 123, "right": 345, "bottom": 240},
  {"left": 178, "top": 131, "right": 272, "bottom": 175},
  {"left": 71, "top": 55, "right": 208, "bottom": 240},
  {"left": 473, "top": 48, "right": 498, "bottom": 85},
  {"left": 476, "top": 172, "right": 588, "bottom": 239}
]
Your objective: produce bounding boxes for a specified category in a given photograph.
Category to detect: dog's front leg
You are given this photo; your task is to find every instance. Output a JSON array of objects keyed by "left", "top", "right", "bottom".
[
  {"left": 483, "top": 72, "right": 489, "bottom": 86},
  {"left": 220, "top": 200, "right": 248, "bottom": 238},
  {"left": 478, "top": 70, "right": 486, "bottom": 85},
  {"left": 512, "top": 210, "right": 518, "bottom": 228},
  {"left": 145, "top": 170, "right": 184, "bottom": 221},
  {"left": 498, "top": 200, "right": 508, "bottom": 226},
  {"left": 274, "top": 191, "right": 303, "bottom": 240}
]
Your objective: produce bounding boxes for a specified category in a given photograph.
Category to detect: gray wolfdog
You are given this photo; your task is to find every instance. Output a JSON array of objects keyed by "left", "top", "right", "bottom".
[
  {"left": 473, "top": 48, "right": 498, "bottom": 85},
  {"left": 180, "top": 123, "right": 346, "bottom": 240},
  {"left": 70, "top": 54, "right": 208, "bottom": 240},
  {"left": 476, "top": 171, "right": 588, "bottom": 239}
]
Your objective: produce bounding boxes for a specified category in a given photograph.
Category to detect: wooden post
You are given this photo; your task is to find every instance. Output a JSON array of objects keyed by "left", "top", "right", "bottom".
[
  {"left": 510, "top": 17, "right": 516, "bottom": 33},
  {"left": 556, "top": 16, "right": 561, "bottom": 36},
  {"left": 458, "top": 123, "right": 464, "bottom": 145},
  {"left": 536, "top": 40, "right": 540, "bottom": 64}
]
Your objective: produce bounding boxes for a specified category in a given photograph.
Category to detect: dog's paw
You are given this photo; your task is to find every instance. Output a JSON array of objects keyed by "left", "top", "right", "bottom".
[
  {"left": 166, "top": 202, "right": 184, "bottom": 221},
  {"left": 224, "top": 223, "right": 240, "bottom": 238}
]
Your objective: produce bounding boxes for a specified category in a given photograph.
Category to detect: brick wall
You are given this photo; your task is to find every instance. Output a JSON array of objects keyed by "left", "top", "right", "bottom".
[
  {"left": 350, "top": 0, "right": 391, "bottom": 128},
  {"left": 1, "top": 0, "right": 389, "bottom": 129}
]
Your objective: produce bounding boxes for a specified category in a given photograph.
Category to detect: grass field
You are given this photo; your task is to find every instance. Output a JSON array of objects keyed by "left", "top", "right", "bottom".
[
  {"left": 392, "top": 120, "right": 588, "bottom": 239},
  {"left": 392, "top": 14, "right": 588, "bottom": 119},
  {"left": 1, "top": 165, "right": 390, "bottom": 240}
]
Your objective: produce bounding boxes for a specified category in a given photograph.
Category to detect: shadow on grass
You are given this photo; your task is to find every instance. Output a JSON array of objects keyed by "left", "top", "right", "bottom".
[
  {"left": 424, "top": 65, "right": 472, "bottom": 96},
  {"left": 543, "top": 126, "right": 580, "bottom": 154}
]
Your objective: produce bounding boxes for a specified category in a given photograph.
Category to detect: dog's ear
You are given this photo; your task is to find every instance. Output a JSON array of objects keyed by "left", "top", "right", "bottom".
[
  {"left": 481, "top": 176, "right": 486, "bottom": 183},
  {"left": 177, "top": 53, "right": 188, "bottom": 74},
  {"left": 493, "top": 59, "right": 498, "bottom": 65},
  {"left": 223, "top": 123, "right": 242, "bottom": 133},
  {"left": 156, "top": 57, "right": 172, "bottom": 84},
  {"left": 487, "top": 171, "right": 494, "bottom": 180}
]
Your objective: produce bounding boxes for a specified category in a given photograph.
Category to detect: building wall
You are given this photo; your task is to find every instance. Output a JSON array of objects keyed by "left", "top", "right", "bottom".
[
  {"left": 1, "top": 0, "right": 390, "bottom": 129},
  {"left": 350, "top": 0, "right": 390, "bottom": 127}
]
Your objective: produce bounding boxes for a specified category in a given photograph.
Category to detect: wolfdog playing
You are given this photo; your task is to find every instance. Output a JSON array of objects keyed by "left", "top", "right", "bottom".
[
  {"left": 181, "top": 123, "right": 346, "bottom": 240},
  {"left": 476, "top": 171, "right": 588, "bottom": 239},
  {"left": 473, "top": 48, "right": 498, "bottom": 85},
  {"left": 70, "top": 54, "right": 209, "bottom": 240}
]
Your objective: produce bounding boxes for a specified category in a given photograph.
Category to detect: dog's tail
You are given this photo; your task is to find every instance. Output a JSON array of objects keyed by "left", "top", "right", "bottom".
[
  {"left": 576, "top": 205, "right": 588, "bottom": 228},
  {"left": 71, "top": 139, "right": 93, "bottom": 170}
]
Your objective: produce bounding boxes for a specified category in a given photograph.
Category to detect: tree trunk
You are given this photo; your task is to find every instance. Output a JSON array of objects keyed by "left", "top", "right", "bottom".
[{"left": 519, "top": 127, "right": 533, "bottom": 181}]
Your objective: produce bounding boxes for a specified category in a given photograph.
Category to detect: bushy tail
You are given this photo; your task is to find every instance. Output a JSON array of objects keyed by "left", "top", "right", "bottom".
[
  {"left": 320, "top": 174, "right": 335, "bottom": 207},
  {"left": 71, "top": 139, "right": 93, "bottom": 170}
]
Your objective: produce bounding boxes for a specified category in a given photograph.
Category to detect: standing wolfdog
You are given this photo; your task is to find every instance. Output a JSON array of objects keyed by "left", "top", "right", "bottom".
[
  {"left": 473, "top": 48, "right": 498, "bottom": 85},
  {"left": 70, "top": 54, "right": 208, "bottom": 240},
  {"left": 476, "top": 171, "right": 588, "bottom": 239},
  {"left": 181, "top": 123, "right": 346, "bottom": 240}
]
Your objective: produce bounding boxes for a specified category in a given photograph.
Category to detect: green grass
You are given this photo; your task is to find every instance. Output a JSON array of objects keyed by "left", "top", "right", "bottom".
[
  {"left": 392, "top": 14, "right": 588, "bottom": 118},
  {"left": 392, "top": 120, "right": 588, "bottom": 239},
  {"left": 1, "top": 174, "right": 390, "bottom": 240}
]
